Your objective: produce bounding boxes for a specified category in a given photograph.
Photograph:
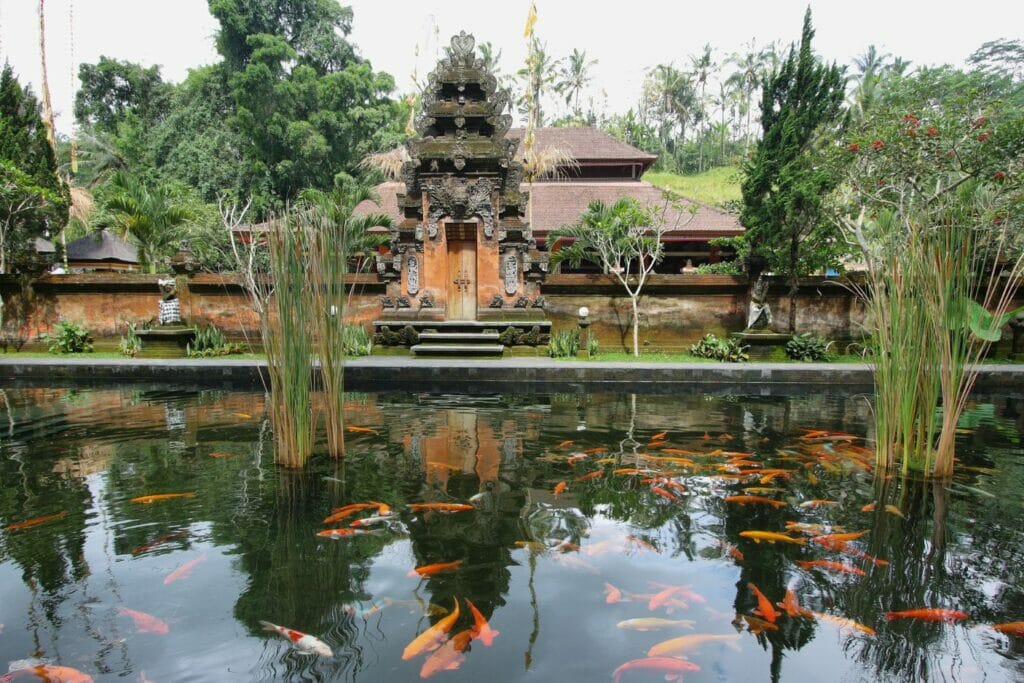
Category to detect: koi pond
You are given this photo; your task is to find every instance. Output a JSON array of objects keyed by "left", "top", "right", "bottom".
[{"left": 1, "top": 386, "right": 1023, "bottom": 682}]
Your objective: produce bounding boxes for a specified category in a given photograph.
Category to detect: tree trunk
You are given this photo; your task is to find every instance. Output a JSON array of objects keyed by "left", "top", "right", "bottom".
[
  {"left": 787, "top": 233, "right": 799, "bottom": 334},
  {"left": 630, "top": 295, "right": 640, "bottom": 357}
]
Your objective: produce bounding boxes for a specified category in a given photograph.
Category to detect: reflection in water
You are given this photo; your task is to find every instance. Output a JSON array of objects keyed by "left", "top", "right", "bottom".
[{"left": 0, "top": 388, "right": 1022, "bottom": 681}]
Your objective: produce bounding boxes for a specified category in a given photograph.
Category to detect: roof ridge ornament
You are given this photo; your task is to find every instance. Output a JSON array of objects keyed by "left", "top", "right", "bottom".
[{"left": 448, "top": 31, "right": 476, "bottom": 62}]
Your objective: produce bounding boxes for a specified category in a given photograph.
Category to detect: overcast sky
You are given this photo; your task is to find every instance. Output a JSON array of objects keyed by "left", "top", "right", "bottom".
[{"left": 1, "top": 0, "right": 1020, "bottom": 134}]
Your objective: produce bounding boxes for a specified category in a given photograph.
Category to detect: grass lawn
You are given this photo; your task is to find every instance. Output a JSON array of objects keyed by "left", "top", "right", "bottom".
[{"left": 644, "top": 166, "right": 742, "bottom": 207}]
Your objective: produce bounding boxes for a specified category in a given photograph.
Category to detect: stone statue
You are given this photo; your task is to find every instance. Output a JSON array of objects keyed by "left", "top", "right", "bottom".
[
  {"left": 747, "top": 274, "right": 772, "bottom": 330},
  {"left": 157, "top": 278, "right": 181, "bottom": 325}
]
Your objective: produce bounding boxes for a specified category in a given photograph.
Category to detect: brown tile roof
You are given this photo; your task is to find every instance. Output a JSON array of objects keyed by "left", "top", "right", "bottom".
[
  {"left": 355, "top": 180, "right": 741, "bottom": 237},
  {"left": 66, "top": 229, "right": 139, "bottom": 263},
  {"left": 506, "top": 127, "right": 657, "bottom": 164}
]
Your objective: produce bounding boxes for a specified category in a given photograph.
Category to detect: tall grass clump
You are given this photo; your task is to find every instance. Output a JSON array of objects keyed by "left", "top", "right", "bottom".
[
  {"left": 833, "top": 72, "right": 1024, "bottom": 477},
  {"left": 264, "top": 213, "right": 316, "bottom": 467}
]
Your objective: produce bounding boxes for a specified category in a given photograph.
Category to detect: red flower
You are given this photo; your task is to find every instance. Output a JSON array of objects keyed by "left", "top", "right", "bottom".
[
  {"left": 925, "top": 127, "right": 939, "bottom": 137},
  {"left": 977, "top": 132, "right": 990, "bottom": 142},
  {"left": 847, "top": 143, "right": 860, "bottom": 152},
  {"left": 972, "top": 116, "right": 988, "bottom": 129},
  {"left": 903, "top": 113, "right": 919, "bottom": 125},
  {"left": 871, "top": 139, "right": 885, "bottom": 151},
  {"left": 906, "top": 128, "right": 917, "bottom": 137},
  {"left": 993, "top": 171, "right": 1007, "bottom": 181}
]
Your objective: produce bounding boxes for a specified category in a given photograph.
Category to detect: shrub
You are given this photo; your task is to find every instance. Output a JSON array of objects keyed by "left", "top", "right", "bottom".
[
  {"left": 549, "top": 330, "right": 581, "bottom": 358},
  {"left": 785, "top": 332, "right": 832, "bottom": 361},
  {"left": 187, "top": 323, "right": 243, "bottom": 358},
  {"left": 695, "top": 261, "right": 742, "bottom": 275},
  {"left": 586, "top": 334, "right": 599, "bottom": 357},
  {"left": 43, "top": 320, "right": 93, "bottom": 354},
  {"left": 119, "top": 323, "right": 143, "bottom": 357},
  {"left": 689, "top": 333, "right": 749, "bottom": 362},
  {"left": 342, "top": 325, "right": 372, "bottom": 357}
]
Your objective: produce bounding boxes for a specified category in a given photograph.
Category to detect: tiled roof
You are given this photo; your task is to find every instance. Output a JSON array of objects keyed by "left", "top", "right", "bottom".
[
  {"left": 354, "top": 180, "right": 741, "bottom": 236},
  {"left": 506, "top": 127, "right": 657, "bottom": 163},
  {"left": 66, "top": 229, "right": 139, "bottom": 263}
]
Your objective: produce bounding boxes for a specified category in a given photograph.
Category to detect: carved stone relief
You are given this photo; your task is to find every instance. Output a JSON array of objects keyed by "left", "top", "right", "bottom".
[
  {"left": 406, "top": 254, "right": 420, "bottom": 295},
  {"left": 425, "top": 177, "right": 494, "bottom": 238},
  {"left": 503, "top": 252, "right": 518, "bottom": 295}
]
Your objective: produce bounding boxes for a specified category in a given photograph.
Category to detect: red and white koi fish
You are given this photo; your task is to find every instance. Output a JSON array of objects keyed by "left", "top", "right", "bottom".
[
  {"left": 118, "top": 607, "right": 169, "bottom": 634},
  {"left": 466, "top": 599, "right": 499, "bottom": 646},
  {"left": 260, "top": 620, "right": 333, "bottom": 657},
  {"left": 3, "top": 665, "right": 94, "bottom": 682}
]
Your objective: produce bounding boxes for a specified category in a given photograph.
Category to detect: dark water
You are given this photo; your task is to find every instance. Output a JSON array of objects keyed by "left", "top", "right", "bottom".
[{"left": 1, "top": 387, "right": 1023, "bottom": 682}]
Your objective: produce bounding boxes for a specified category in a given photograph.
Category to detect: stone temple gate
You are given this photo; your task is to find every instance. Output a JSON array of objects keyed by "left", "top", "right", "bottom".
[{"left": 373, "top": 31, "right": 550, "bottom": 356}]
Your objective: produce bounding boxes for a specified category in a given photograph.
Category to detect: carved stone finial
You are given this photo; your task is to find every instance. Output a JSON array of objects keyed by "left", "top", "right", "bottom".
[{"left": 450, "top": 31, "right": 475, "bottom": 59}]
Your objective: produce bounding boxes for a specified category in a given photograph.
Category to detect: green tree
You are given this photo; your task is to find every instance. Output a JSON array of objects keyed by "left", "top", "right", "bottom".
[
  {"left": 550, "top": 197, "right": 690, "bottom": 356},
  {"left": 105, "top": 172, "right": 192, "bottom": 273},
  {"left": 739, "top": 8, "right": 846, "bottom": 333},
  {"left": 74, "top": 57, "right": 173, "bottom": 134},
  {"left": 557, "top": 48, "right": 597, "bottom": 119},
  {"left": 517, "top": 38, "right": 560, "bottom": 127},
  {"left": 689, "top": 44, "right": 715, "bottom": 172},
  {"left": 727, "top": 39, "right": 773, "bottom": 157},
  {"left": 0, "top": 64, "right": 67, "bottom": 274},
  {"left": 641, "top": 64, "right": 696, "bottom": 170}
]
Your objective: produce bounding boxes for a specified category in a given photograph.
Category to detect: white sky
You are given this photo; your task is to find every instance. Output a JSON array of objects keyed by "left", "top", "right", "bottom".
[{"left": 0, "top": 0, "right": 1021, "bottom": 135}]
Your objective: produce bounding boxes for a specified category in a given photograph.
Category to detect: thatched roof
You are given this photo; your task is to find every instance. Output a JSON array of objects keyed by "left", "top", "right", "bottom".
[{"left": 66, "top": 229, "right": 138, "bottom": 264}]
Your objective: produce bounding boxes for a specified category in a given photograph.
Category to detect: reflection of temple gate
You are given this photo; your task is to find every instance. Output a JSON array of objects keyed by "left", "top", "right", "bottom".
[{"left": 447, "top": 240, "right": 477, "bottom": 320}]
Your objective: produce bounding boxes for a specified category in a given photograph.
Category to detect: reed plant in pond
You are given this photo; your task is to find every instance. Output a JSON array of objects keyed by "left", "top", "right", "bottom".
[{"left": 833, "top": 72, "right": 1024, "bottom": 477}]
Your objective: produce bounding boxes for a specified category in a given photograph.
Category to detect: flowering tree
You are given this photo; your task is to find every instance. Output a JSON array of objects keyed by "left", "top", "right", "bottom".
[{"left": 830, "top": 67, "right": 1024, "bottom": 477}]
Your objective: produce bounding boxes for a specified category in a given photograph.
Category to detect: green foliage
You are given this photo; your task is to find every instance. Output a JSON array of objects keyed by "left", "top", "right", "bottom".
[
  {"left": 187, "top": 322, "right": 243, "bottom": 357},
  {"left": 0, "top": 65, "right": 68, "bottom": 273},
  {"left": 104, "top": 172, "right": 193, "bottom": 272},
  {"left": 785, "top": 332, "right": 832, "bottom": 361},
  {"left": 75, "top": 57, "right": 173, "bottom": 134},
  {"left": 740, "top": 9, "right": 848, "bottom": 331},
  {"left": 694, "top": 261, "right": 741, "bottom": 275},
  {"left": 43, "top": 320, "right": 93, "bottom": 354},
  {"left": 585, "top": 334, "right": 600, "bottom": 357},
  {"left": 548, "top": 330, "right": 581, "bottom": 358},
  {"left": 689, "top": 333, "right": 749, "bottom": 362},
  {"left": 118, "top": 323, "right": 143, "bottom": 357},
  {"left": 342, "top": 325, "right": 372, "bottom": 357}
]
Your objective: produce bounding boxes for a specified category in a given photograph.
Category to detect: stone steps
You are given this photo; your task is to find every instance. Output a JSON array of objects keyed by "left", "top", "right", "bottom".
[
  {"left": 411, "top": 343, "right": 506, "bottom": 356},
  {"left": 418, "top": 332, "right": 501, "bottom": 343}
]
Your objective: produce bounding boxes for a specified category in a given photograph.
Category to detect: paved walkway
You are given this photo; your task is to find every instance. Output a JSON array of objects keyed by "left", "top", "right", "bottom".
[{"left": 1, "top": 355, "right": 1022, "bottom": 391}]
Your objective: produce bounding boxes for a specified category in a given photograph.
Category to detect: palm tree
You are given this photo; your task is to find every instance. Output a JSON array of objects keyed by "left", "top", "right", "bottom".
[
  {"left": 689, "top": 44, "right": 715, "bottom": 172},
  {"left": 643, "top": 64, "right": 696, "bottom": 169},
  {"left": 105, "top": 172, "right": 192, "bottom": 273},
  {"left": 727, "top": 39, "right": 771, "bottom": 157},
  {"left": 848, "top": 44, "right": 892, "bottom": 121},
  {"left": 517, "top": 38, "right": 560, "bottom": 127},
  {"left": 556, "top": 48, "right": 598, "bottom": 119}
]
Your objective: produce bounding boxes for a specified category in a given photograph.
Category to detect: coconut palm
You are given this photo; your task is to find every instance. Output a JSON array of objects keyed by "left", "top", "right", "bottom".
[
  {"left": 105, "top": 172, "right": 192, "bottom": 273},
  {"left": 689, "top": 44, "right": 716, "bottom": 172},
  {"left": 643, "top": 64, "right": 696, "bottom": 168},
  {"left": 517, "top": 38, "right": 560, "bottom": 127},
  {"left": 727, "top": 39, "right": 771, "bottom": 156},
  {"left": 557, "top": 48, "right": 598, "bottom": 119}
]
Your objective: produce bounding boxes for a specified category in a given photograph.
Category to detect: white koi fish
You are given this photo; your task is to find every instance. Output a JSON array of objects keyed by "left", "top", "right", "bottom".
[{"left": 259, "top": 621, "right": 333, "bottom": 657}]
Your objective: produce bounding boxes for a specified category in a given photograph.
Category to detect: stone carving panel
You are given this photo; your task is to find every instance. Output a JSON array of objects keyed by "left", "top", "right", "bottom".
[
  {"left": 503, "top": 252, "right": 518, "bottom": 295},
  {"left": 425, "top": 177, "right": 494, "bottom": 239},
  {"left": 406, "top": 254, "right": 420, "bottom": 295}
]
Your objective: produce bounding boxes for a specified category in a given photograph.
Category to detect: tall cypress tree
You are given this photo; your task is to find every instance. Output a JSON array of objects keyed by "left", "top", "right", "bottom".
[{"left": 740, "top": 8, "right": 846, "bottom": 333}]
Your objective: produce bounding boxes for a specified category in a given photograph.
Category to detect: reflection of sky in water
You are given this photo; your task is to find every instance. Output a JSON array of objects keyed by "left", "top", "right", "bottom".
[{"left": 0, "top": 387, "right": 1022, "bottom": 681}]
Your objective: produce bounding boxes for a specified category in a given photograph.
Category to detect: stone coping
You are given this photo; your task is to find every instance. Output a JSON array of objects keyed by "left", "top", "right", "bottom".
[{"left": 0, "top": 356, "right": 1022, "bottom": 394}]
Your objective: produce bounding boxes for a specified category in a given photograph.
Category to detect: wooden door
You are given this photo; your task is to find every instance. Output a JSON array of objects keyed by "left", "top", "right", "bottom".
[{"left": 446, "top": 240, "right": 477, "bottom": 320}]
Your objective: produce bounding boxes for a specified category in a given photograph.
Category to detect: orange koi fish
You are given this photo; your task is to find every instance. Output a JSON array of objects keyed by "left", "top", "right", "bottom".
[
  {"left": 574, "top": 471, "right": 604, "bottom": 482},
  {"left": 132, "top": 530, "right": 187, "bottom": 556},
  {"left": 317, "top": 528, "right": 370, "bottom": 539},
  {"left": 725, "top": 495, "right": 786, "bottom": 508},
  {"left": 552, "top": 481, "right": 568, "bottom": 496},
  {"left": 130, "top": 493, "right": 195, "bottom": 504},
  {"left": 796, "top": 560, "right": 865, "bottom": 576},
  {"left": 884, "top": 608, "right": 968, "bottom": 623},
  {"left": 647, "top": 633, "right": 741, "bottom": 657},
  {"left": 407, "top": 503, "right": 475, "bottom": 513},
  {"left": 5, "top": 511, "right": 67, "bottom": 532},
  {"left": 408, "top": 560, "right": 464, "bottom": 578},
  {"left": 740, "top": 613, "right": 779, "bottom": 634},
  {"left": 345, "top": 425, "right": 379, "bottom": 435},
  {"left": 861, "top": 502, "right": 877, "bottom": 512},
  {"left": 748, "top": 583, "right": 780, "bottom": 623},
  {"left": 798, "top": 499, "right": 839, "bottom": 508},
  {"left": 402, "top": 599, "right": 461, "bottom": 660},
  {"left": 582, "top": 447, "right": 609, "bottom": 454},
  {"left": 808, "top": 611, "right": 875, "bottom": 635},
  {"left": 742, "top": 486, "right": 783, "bottom": 495},
  {"left": 4, "top": 666, "right": 94, "bottom": 682},
  {"left": 604, "top": 582, "right": 624, "bottom": 604},
  {"left": 419, "top": 629, "right": 473, "bottom": 678},
  {"left": 567, "top": 454, "right": 588, "bottom": 465},
  {"left": 647, "top": 582, "right": 706, "bottom": 605},
  {"left": 555, "top": 440, "right": 574, "bottom": 448},
  {"left": 234, "top": 412, "right": 252, "bottom": 419},
  {"left": 784, "top": 522, "right": 839, "bottom": 535},
  {"left": 465, "top": 599, "right": 499, "bottom": 646},
  {"left": 163, "top": 555, "right": 206, "bottom": 585},
  {"left": 323, "top": 503, "right": 379, "bottom": 524},
  {"left": 208, "top": 452, "right": 236, "bottom": 458},
  {"left": 651, "top": 487, "right": 679, "bottom": 502},
  {"left": 993, "top": 622, "right": 1024, "bottom": 637},
  {"left": 613, "top": 468, "right": 649, "bottom": 476},
  {"left": 260, "top": 620, "right": 333, "bottom": 657},
  {"left": 612, "top": 657, "right": 700, "bottom": 683},
  {"left": 118, "top": 607, "right": 169, "bottom": 634},
  {"left": 702, "top": 432, "right": 712, "bottom": 441},
  {"left": 811, "top": 531, "right": 868, "bottom": 545},
  {"left": 660, "top": 448, "right": 697, "bottom": 456},
  {"left": 776, "top": 587, "right": 805, "bottom": 618},
  {"left": 739, "top": 531, "right": 805, "bottom": 545},
  {"left": 651, "top": 431, "right": 668, "bottom": 440},
  {"left": 719, "top": 540, "right": 744, "bottom": 562},
  {"left": 884, "top": 504, "right": 906, "bottom": 519},
  {"left": 647, "top": 586, "right": 681, "bottom": 611},
  {"left": 349, "top": 513, "right": 396, "bottom": 528}
]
